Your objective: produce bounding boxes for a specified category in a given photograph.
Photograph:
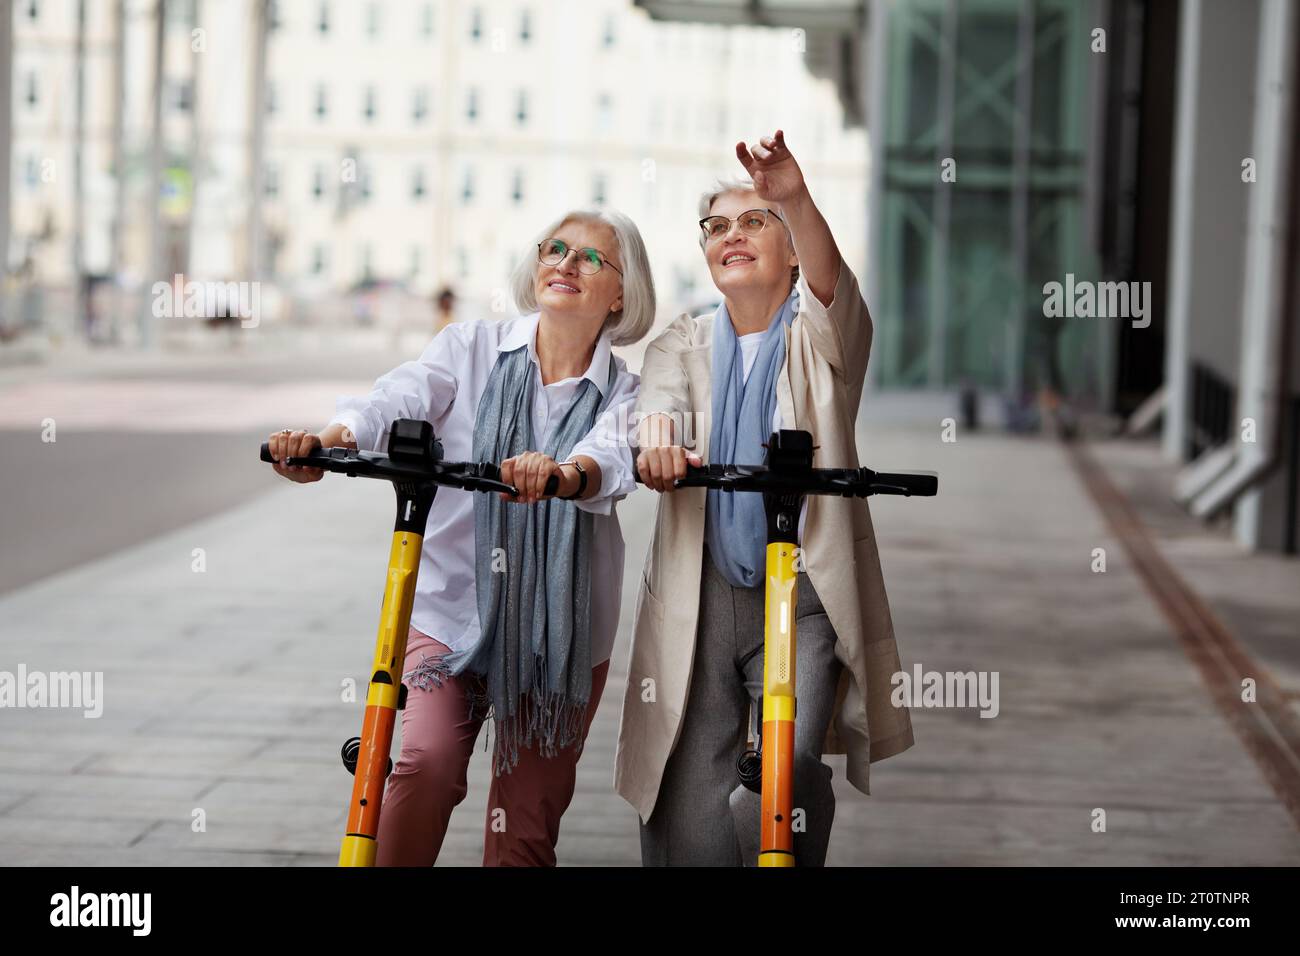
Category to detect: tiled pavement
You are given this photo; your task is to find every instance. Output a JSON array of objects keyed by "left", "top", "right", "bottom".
[{"left": 1, "top": 409, "right": 1298, "bottom": 865}]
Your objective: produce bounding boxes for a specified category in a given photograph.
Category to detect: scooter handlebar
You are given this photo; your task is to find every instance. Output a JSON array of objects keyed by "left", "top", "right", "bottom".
[
  {"left": 264, "top": 442, "right": 935, "bottom": 499},
  {"left": 636, "top": 460, "right": 937, "bottom": 497},
  {"left": 261, "top": 442, "right": 520, "bottom": 496}
]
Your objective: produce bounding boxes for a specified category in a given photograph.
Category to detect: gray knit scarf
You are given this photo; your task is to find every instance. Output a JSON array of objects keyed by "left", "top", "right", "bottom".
[{"left": 440, "top": 341, "right": 615, "bottom": 775}]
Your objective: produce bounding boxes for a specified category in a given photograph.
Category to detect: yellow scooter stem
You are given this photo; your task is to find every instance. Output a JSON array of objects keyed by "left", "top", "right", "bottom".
[
  {"left": 759, "top": 541, "right": 798, "bottom": 867},
  {"left": 339, "top": 529, "right": 423, "bottom": 867}
]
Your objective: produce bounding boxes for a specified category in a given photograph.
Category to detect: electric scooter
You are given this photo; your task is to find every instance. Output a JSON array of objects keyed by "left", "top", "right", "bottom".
[
  {"left": 263, "top": 420, "right": 934, "bottom": 868},
  {"left": 260, "top": 418, "right": 518, "bottom": 867},
  {"left": 647, "top": 429, "right": 937, "bottom": 866}
]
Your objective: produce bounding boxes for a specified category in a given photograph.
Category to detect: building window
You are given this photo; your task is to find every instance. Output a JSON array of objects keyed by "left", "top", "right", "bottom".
[
  {"left": 602, "top": 15, "right": 616, "bottom": 47},
  {"left": 511, "top": 169, "right": 524, "bottom": 205},
  {"left": 24, "top": 72, "right": 38, "bottom": 108},
  {"left": 412, "top": 167, "right": 426, "bottom": 199},
  {"left": 366, "top": 2, "right": 380, "bottom": 37},
  {"left": 465, "top": 88, "right": 478, "bottom": 122},
  {"left": 519, "top": 8, "right": 532, "bottom": 43},
  {"left": 317, "top": 0, "right": 329, "bottom": 34},
  {"left": 363, "top": 86, "right": 377, "bottom": 122},
  {"left": 312, "top": 165, "right": 326, "bottom": 200},
  {"left": 409, "top": 246, "right": 421, "bottom": 279},
  {"left": 595, "top": 93, "right": 612, "bottom": 134},
  {"left": 469, "top": 6, "right": 482, "bottom": 42},
  {"left": 266, "top": 81, "right": 277, "bottom": 116},
  {"left": 457, "top": 245, "right": 469, "bottom": 279},
  {"left": 420, "top": 3, "right": 434, "bottom": 37},
  {"left": 176, "top": 0, "right": 198, "bottom": 30},
  {"left": 314, "top": 85, "right": 328, "bottom": 119},
  {"left": 515, "top": 90, "right": 528, "bottom": 125},
  {"left": 359, "top": 165, "right": 372, "bottom": 201},
  {"left": 264, "top": 165, "right": 279, "bottom": 198},
  {"left": 24, "top": 154, "right": 39, "bottom": 188},
  {"left": 172, "top": 79, "right": 193, "bottom": 113},
  {"left": 26, "top": 0, "right": 38, "bottom": 22},
  {"left": 412, "top": 87, "right": 428, "bottom": 122},
  {"left": 361, "top": 245, "right": 373, "bottom": 280},
  {"left": 592, "top": 173, "right": 607, "bottom": 206},
  {"left": 312, "top": 244, "right": 327, "bottom": 275},
  {"left": 461, "top": 169, "right": 474, "bottom": 204},
  {"left": 268, "top": 0, "right": 282, "bottom": 31}
]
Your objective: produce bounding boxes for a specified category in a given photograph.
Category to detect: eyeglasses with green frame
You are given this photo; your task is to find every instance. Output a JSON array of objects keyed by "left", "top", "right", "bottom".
[
  {"left": 698, "top": 207, "right": 786, "bottom": 243},
  {"left": 537, "top": 238, "right": 623, "bottom": 276}
]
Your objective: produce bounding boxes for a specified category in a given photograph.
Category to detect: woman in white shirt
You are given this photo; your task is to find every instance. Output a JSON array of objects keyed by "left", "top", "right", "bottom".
[{"left": 268, "top": 209, "right": 651, "bottom": 866}]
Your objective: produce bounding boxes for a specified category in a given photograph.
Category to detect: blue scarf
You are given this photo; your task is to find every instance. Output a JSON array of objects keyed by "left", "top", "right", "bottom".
[
  {"left": 442, "top": 341, "right": 616, "bottom": 774},
  {"left": 706, "top": 287, "right": 799, "bottom": 588}
]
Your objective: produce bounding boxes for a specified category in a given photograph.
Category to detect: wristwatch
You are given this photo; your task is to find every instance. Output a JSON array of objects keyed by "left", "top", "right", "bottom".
[{"left": 558, "top": 458, "right": 587, "bottom": 500}]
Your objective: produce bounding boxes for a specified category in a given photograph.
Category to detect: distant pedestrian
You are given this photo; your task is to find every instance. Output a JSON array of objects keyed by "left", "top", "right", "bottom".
[{"left": 434, "top": 286, "right": 456, "bottom": 336}]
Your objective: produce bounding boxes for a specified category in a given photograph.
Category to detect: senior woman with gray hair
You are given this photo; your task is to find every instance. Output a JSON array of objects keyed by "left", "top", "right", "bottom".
[
  {"left": 268, "top": 209, "right": 653, "bottom": 866},
  {"left": 616, "top": 131, "right": 914, "bottom": 866}
]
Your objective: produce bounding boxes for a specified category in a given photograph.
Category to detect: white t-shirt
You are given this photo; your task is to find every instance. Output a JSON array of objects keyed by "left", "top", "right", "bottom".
[
  {"left": 738, "top": 332, "right": 782, "bottom": 435},
  {"left": 736, "top": 331, "right": 807, "bottom": 541}
]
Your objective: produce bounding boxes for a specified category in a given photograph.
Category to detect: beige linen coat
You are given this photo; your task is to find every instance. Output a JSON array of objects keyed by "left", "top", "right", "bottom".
[{"left": 614, "top": 258, "right": 915, "bottom": 823}]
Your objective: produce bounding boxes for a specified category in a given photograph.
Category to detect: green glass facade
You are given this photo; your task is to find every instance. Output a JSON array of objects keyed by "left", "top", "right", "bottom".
[{"left": 873, "top": 0, "right": 1100, "bottom": 398}]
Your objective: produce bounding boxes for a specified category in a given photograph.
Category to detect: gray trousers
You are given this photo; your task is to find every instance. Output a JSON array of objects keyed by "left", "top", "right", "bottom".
[{"left": 639, "top": 549, "right": 842, "bottom": 866}]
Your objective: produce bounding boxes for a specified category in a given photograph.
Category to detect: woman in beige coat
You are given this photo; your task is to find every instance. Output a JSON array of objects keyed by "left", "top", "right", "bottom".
[{"left": 618, "top": 131, "right": 913, "bottom": 866}]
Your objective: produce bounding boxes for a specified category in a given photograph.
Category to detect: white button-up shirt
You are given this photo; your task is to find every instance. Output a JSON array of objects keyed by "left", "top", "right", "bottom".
[{"left": 327, "top": 314, "right": 638, "bottom": 666}]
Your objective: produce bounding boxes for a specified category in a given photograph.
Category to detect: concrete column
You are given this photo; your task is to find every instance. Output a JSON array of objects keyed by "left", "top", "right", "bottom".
[
  {"left": 1162, "top": 0, "right": 1259, "bottom": 461},
  {"left": 0, "top": 0, "right": 12, "bottom": 327},
  {"left": 1233, "top": 0, "right": 1299, "bottom": 552},
  {"left": 863, "top": 0, "right": 890, "bottom": 396}
]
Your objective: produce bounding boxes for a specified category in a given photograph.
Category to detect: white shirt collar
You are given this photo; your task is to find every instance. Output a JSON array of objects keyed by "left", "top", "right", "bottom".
[{"left": 497, "top": 312, "right": 615, "bottom": 398}]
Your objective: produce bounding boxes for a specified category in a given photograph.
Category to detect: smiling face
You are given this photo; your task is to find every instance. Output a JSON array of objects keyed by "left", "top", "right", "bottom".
[
  {"left": 702, "top": 190, "right": 798, "bottom": 300},
  {"left": 533, "top": 217, "right": 624, "bottom": 327}
]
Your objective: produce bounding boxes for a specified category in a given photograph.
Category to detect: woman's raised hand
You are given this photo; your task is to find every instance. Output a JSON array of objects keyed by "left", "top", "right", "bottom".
[
  {"left": 268, "top": 428, "right": 325, "bottom": 483},
  {"left": 735, "top": 129, "right": 807, "bottom": 206}
]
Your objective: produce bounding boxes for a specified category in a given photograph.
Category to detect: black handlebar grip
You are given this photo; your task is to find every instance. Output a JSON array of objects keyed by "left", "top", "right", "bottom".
[
  {"left": 872, "top": 471, "right": 938, "bottom": 496},
  {"left": 260, "top": 442, "right": 273, "bottom": 463},
  {"left": 500, "top": 475, "right": 562, "bottom": 497}
]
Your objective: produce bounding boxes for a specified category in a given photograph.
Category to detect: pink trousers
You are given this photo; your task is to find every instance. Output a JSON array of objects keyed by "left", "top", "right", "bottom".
[{"left": 374, "top": 626, "right": 609, "bottom": 867}]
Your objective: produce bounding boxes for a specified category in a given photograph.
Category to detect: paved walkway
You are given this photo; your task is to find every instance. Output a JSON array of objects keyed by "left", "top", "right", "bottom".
[{"left": 1, "top": 407, "right": 1297, "bottom": 864}]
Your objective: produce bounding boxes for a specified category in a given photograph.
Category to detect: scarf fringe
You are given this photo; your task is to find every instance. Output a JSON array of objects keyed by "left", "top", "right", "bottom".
[
  {"left": 483, "top": 653, "right": 589, "bottom": 776},
  {"left": 403, "top": 651, "right": 454, "bottom": 691},
  {"left": 403, "top": 650, "right": 588, "bottom": 777}
]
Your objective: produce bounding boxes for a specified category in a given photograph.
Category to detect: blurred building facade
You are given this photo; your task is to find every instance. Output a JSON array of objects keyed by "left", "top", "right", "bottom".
[
  {"left": 5, "top": 0, "right": 1298, "bottom": 553},
  {"left": 2, "top": 0, "right": 869, "bottom": 341}
]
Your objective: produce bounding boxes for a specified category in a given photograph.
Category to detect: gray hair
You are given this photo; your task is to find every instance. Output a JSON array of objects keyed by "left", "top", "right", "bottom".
[
  {"left": 697, "top": 177, "right": 799, "bottom": 285},
  {"left": 510, "top": 208, "right": 655, "bottom": 347}
]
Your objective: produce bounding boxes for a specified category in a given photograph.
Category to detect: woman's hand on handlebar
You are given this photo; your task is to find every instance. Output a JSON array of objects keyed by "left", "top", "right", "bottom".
[
  {"left": 500, "top": 451, "right": 568, "bottom": 504},
  {"left": 267, "top": 428, "right": 325, "bottom": 483},
  {"left": 636, "top": 445, "right": 701, "bottom": 493},
  {"left": 635, "top": 412, "right": 700, "bottom": 492}
]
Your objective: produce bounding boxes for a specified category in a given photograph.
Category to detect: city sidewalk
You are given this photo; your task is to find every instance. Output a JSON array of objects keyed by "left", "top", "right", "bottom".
[{"left": 1, "top": 416, "right": 1297, "bottom": 865}]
